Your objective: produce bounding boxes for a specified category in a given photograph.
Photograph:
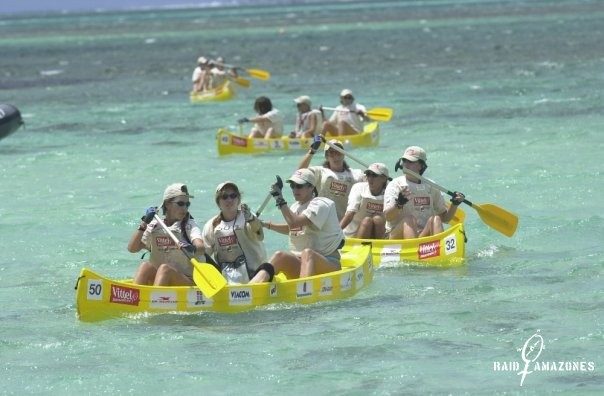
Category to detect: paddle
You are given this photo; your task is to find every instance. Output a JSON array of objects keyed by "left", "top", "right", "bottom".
[
  {"left": 322, "top": 138, "right": 466, "bottom": 225},
  {"left": 153, "top": 214, "right": 226, "bottom": 297},
  {"left": 215, "top": 62, "right": 271, "bottom": 81},
  {"left": 321, "top": 106, "right": 393, "bottom": 122},
  {"left": 402, "top": 168, "right": 518, "bottom": 237},
  {"left": 255, "top": 176, "right": 283, "bottom": 217},
  {"left": 231, "top": 76, "right": 251, "bottom": 88}
]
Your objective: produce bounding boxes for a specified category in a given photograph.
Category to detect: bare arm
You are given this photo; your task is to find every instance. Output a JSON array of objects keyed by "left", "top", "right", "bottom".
[{"left": 340, "top": 211, "right": 355, "bottom": 230}]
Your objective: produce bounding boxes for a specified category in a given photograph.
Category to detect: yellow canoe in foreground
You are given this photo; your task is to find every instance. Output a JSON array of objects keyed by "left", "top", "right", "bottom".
[
  {"left": 343, "top": 223, "right": 466, "bottom": 268},
  {"left": 190, "top": 81, "right": 235, "bottom": 103},
  {"left": 216, "top": 121, "right": 379, "bottom": 156},
  {"left": 75, "top": 244, "right": 373, "bottom": 322}
]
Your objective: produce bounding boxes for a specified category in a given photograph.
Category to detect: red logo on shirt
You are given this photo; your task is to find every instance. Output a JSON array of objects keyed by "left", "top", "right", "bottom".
[
  {"left": 217, "top": 235, "right": 237, "bottom": 246},
  {"left": 366, "top": 202, "right": 383, "bottom": 213},
  {"left": 155, "top": 236, "right": 174, "bottom": 248},
  {"left": 232, "top": 136, "right": 247, "bottom": 147},
  {"left": 110, "top": 285, "right": 140, "bottom": 306},
  {"left": 414, "top": 197, "right": 430, "bottom": 206},
  {"left": 330, "top": 180, "right": 348, "bottom": 193},
  {"left": 418, "top": 241, "right": 440, "bottom": 259}
]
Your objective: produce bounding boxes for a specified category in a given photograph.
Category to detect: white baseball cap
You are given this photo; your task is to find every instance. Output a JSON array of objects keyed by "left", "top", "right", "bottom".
[
  {"left": 287, "top": 169, "right": 317, "bottom": 187},
  {"left": 365, "top": 163, "right": 389, "bottom": 178},
  {"left": 340, "top": 89, "right": 353, "bottom": 97},
  {"left": 294, "top": 95, "right": 311, "bottom": 106},
  {"left": 163, "top": 183, "right": 194, "bottom": 201},
  {"left": 402, "top": 146, "right": 427, "bottom": 162}
]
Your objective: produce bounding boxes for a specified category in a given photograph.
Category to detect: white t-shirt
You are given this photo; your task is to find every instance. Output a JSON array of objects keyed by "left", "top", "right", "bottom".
[
  {"left": 253, "top": 108, "right": 284, "bottom": 136},
  {"left": 192, "top": 66, "right": 203, "bottom": 83},
  {"left": 309, "top": 165, "right": 365, "bottom": 220},
  {"left": 383, "top": 175, "right": 448, "bottom": 233},
  {"left": 294, "top": 109, "right": 323, "bottom": 137},
  {"left": 288, "top": 197, "right": 344, "bottom": 256},
  {"left": 141, "top": 218, "right": 203, "bottom": 278},
  {"left": 328, "top": 103, "right": 367, "bottom": 132},
  {"left": 343, "top": 182, "right": 385, "bottom": 237}
]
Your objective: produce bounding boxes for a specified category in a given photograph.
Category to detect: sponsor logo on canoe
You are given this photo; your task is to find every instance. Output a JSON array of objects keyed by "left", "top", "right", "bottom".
[
  {"left": 365, "top": 201, "right": 383, "bottom": 213},
  {"left": 297, "top": 280, "right": 312, "bottom": 298},
  {"left": 355, "top": 268, "right": 364, "bottom": 289},
  {"left": 229, "top": 287, "right": 252, "bottom": 305},
  {"left": 110, "top": 284, "right": 140, "bottom": 306},
  {"left": 289, "top": 140, "right": 302, "bottom": 148},
  {"left": 413, "top": 197, "right": 430, "bottom": 206},
  {"left": 418, "top": 241, "right": 440, "bottom": 259},
  {"left": 492, "top": 330, "right": 596, "bottom": 386},
  {"left": 217, "top": 235, "right": 237, "bottom": 246},
  {"left": 340, "top": 273, "right": 352, "bottom": 291},
  {"left": 319, "top": 278, "right": 333, "bottom": 296},
  {"left": 150, "top": 291, "right": 177, "bottom": 309},
  {"left": 220, "top": 135, "right": 229, "bottom": 144},
  {"left": 232, "top": 136, "right": 247, "bottom": 147},
  {"left": 380, "top": 245, "right": 402, "bottom": 263},
  {"left": 269, "top": 283, "right": 277, "bottom": 297},
  {"left": 269, "top": 140, "right": 283, "bottom": 149},
  {"left": 155, "top": 236, "right": 174, "bottom": 248},
  {"left": 87, "top": 279, "right": 103, "bottom": 301},
  {"left": 188, "top": 290, "right": 213, "bottom": 307},
  {"left": 253, "top": 140, "right": 269, "bottom": 148},
  {"left": 444, "top": 234, "right": 457, "bottom": 255},
  {"left": 330, "top": 180, "right": 348, "bottom": 194}
]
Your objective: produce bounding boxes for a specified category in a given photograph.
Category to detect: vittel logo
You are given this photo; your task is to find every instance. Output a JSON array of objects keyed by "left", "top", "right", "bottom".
[
  {"left": 110, "top": 285, "right": 140, "bottom": 306},
  {"left": 418, "top": 241, "right": 440, "bottom": 259},
  {"left": 366, "top": 202, "right": 383, "bottom": 212},
  {"left": 330, "top": 180, "right": 347, "bottom": 193}
]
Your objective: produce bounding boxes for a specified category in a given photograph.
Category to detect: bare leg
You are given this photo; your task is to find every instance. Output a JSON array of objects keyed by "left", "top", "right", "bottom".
[
  {"left": 372, "top": 215, "right": 386, "bottom": 239},
  {"left": 389, "top": 215, "right": 418, "bottom": 239},
  {"left": 153, "top": 263, "right": 195, "bottom": 286},
  {"left": 133, "top": 261, "right": 157, "bottom": 285},
  {"left": 322, "top": 121, "right": 338, "bottom": 137},
  {"left": 356, "top": 217, "right": 375, "bottom": 239},
  {"left": 270, "top": 251, "right": 302, "bottom": 279},
  {"left": 337, "top": 121, "right": 360, "bottom": 136},
  {"left": 299, "top": 248, "right": 341, "bottom": 278}
]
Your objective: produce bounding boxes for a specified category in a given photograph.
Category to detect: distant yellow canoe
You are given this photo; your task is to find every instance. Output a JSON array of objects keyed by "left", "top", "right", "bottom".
[
  {"left": 190, "top": 81, "right": 234, "bottom": 103},
  {"left": 217, "top": 121, "right": 379, "bottom": 156},
  {"left": 342, "top": 223, "right": 466, "bottom": 267},
  {"left": 75, "top": 244, "right": 373, "bottom": 322}
]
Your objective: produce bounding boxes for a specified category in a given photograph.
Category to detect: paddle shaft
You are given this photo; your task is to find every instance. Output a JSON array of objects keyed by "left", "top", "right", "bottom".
[
  {"left": 323, "top": 138, "right": 369, "bottom": 167},
  {"left": 153, "top": 215, "right": 194, "bottom": 259},
  {"left": 322, "top": 106, "right": 392, "bottom": 121},
  {"left": 255, "top": 175, "right": 283, "bottom": 217},
  {"left": 402, "top": 168, "right": 471, "bottom": 205}
]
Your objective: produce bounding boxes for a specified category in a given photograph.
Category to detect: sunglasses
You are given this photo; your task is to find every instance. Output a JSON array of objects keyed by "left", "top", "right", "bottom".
[
  {"left": 290, "top": 183, "right": 310, "bottom": 189},
  {"left": 220, "top": 192, "right": 239, "bottom": 200},
  {"left": 173, "top": 201, "right": 190, "bottom": 207}
]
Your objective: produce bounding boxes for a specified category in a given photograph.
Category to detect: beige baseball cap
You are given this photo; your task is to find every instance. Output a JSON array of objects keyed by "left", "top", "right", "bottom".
[
  {"left": 287, "top": 169, "right": 317, "bottom": 186},
  {"left": 402, "top": 146, "right": 427, "bottom": 162},
  {"left": 215, "top": 181, "right": 239, "bottom": 194},
  {"left": 163, "top": 183, "right": 194, "bottom": 201},
  {"left": 340, "top": 89, "right": 353, "bottom": 97},
  {"left": 294, "top": 95, "right": 311, "bottom": 106},
  {"left": 324, "top": 139, "right": 344, "bottom": 152},
  {"left": 365, "top": 163, "right": 389, "bottom": 178},
  {"left": 197, "top": 56, "right": 208, "bottom": 64}
]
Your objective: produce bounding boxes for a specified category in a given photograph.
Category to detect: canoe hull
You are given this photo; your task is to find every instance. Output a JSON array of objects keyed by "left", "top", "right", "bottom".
[
  {"left": 75, "top": 244, "right": 373, "bottom": 322},
  {"left": 217, "top": 122, "right": 379, "bottom": 156},
  {"left": 0, "top": 104, "right": 24, "bottom": 141},
  {"left": 190, "top": 81, "right": 234, "bottom": 103},
  {"left": 343, "top": 223, "right": 466, "bottom": 267}
]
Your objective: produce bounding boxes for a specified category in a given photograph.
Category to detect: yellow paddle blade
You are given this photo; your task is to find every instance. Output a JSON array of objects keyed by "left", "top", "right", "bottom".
[
  {"left": 473, "top": 203, "right": 519, "bottom": 237},
  {"left": 233, "top": 77, "right": 251, "bottom": 88},
  {"left": 366, "top": 107, "right": 393, "bottom": 122},
  {"left": 246, "top": 68, "right": 271, "bottom": 80},
  {"left": 448, "top": 205, "right": 466, "bottom": 225},
  {"left": 191, "top": 258, "right": 226, "bottom": 298}
]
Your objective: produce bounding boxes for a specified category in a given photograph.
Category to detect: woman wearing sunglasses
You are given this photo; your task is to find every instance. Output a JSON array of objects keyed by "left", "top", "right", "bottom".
[
  {"left": 322, "top": 89, "right": 368, "bottom": 136},
  {"left": 340, "top": 163, "right": 390, "bottom": 239},
  {"left": 127, "top": 183, "right": 204, "bottom": 286},
  {"left": 263, "top": 169, "right": 344, "bottom": 279},
  {"left": 201, "top": 182, "right": 273, "bottom": 284}
]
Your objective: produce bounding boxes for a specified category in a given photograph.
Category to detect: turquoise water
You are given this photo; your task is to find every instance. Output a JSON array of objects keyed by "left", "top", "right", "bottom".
[{"left": 1, "top": 1, "right": 603, "bottom": 394}]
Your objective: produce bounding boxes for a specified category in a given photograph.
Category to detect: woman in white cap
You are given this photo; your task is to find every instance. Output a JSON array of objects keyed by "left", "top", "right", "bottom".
[
  {"left": 383, "top": 146, "right": 465, "bottom": 239},
  {"left": 192, "top": 56, "right": 211, "bottom": 92},
  {"left": 127, "top": 183, "right": 205, "bottom": 286},
  {"left": 208, "top": 56, "right": 238, "bottom": 89},
  {"left": 262, "top": 169, "right": 344, "bottom": 279},
  {"left": 340, "top": 162, "right": 390, "bottom": 239},
  {"left": 322, "top": 89, "right": 368, "bottom": 136},
  {"left": 239, "top": 96, "right": 284, "bottom": 139},
  {"left": 289, "top": 95, "right": 323, "bottom": 138},
  {"left": 298, "top": 138, "right": 365, "bottom": 220},
  {"left": 201, "top": 182, "right": 274, "bottom": 284}
]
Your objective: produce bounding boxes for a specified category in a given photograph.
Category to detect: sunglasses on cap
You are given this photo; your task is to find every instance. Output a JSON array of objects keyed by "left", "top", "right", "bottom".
[
  {"left": 220, "top": 192, "right": 239, "bottom": 200},
  {"left": 173, "top": 201, "right": 191, "bottom": 207},
  {"left": 290, "top": 182, "right": 311, "bottom": 189}
]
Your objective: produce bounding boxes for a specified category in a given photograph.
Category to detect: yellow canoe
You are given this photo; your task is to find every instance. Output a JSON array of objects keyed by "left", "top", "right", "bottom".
[
  {"left": 190, "top": 81, "right": 234, "bottom": 103},
  {"left": 342, "top": 223, "right": 466, "bottom": 268},
  {"left": 216, "top": 121, "right": 379, "bottom": 156},
  {"left": 75, "top": 244, "right": 373, "bottom": 322}
]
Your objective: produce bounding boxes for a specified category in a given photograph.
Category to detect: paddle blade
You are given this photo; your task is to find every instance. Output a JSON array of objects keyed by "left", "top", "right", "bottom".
[
  {"left": 246, "top": 68, "right": 271, "bottom": 80},
  {"left": 366, "top": 107, "right": 393, "bottom": 122},
  {"left": 191, "top": 259, "right": 226, "bottom": 298},
  {"left": 473, "top": 203, "right": 518, "bottom": 237},
  {"left": 233, "top": 77, "right": 251, "bottom": 88}
]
